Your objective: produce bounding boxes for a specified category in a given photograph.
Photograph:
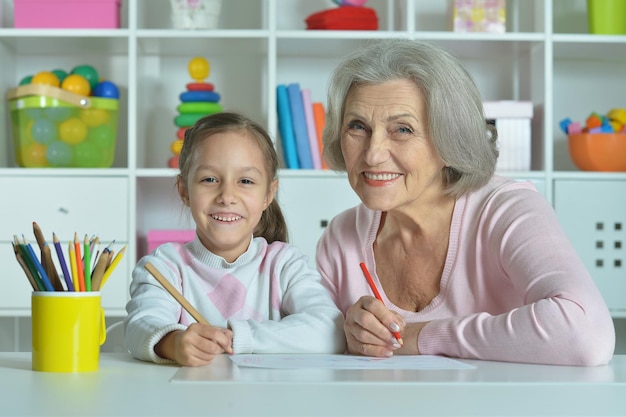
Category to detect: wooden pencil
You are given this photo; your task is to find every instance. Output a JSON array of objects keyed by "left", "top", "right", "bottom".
[
  {"left": 32, "top": 222, "right": 64, "bottom": 291},
  {"left": 83, "top": 234, "right": 91, "bottom": 291},
  {"left": 99, "top": 245, "right": 126, "bottom": 290},
  {"left": 90, "top": 248, "right": 110, "bottom": 291},
  {"left": 360, "top": 262, "right": 403, "bottom": 346},
  {"left": 53, "top": 233, "right": 74, "bottom": 291},
  {"left": 15, "top": 236, "right": 44, "bottom": 291},
  {"left": 12, "top": 241, "right": 38, "bottom": 291},
  {"left": 68, "top": 241, "right": 79, "bottom": 292},
  {"left": 22, "top": 236, "right": 54, "bottom": 292},
  {"left": 91, "top": 236, "right": 101, "bottom": 272},
  {"left": 144, "top": 262, "right": 210, "bottom": 325},
  {"left": 74, "top": 232, "right": 85, "bottom": 292}
]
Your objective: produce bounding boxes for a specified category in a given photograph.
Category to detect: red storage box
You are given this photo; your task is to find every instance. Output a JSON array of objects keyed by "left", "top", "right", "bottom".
[{"left": 14, "top": 0, "right": 121, "bottom": 29}]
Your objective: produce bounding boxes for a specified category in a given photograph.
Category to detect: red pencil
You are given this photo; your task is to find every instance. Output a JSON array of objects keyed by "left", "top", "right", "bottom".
[
  {"left": 359, "top": 262, "right": 403, "bottom": 346},
  {"left": 74, "top": 232, "right": 85, "bottom": 292}
]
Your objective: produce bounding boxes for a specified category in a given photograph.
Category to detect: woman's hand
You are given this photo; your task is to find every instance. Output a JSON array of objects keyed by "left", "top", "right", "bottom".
[
  {"left": 344, "top": 295, "right": 406, "bottom": 357},
  {"left": 155, "top": 323, "right": 233, "bottom": 366},
  {"left": 345, "top": 296, "right": 428, "bottom": 357}
]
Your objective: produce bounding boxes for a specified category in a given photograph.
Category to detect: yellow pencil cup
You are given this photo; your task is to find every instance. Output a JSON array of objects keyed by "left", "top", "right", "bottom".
[{"left": 31, "top": 292, "right": 106, "bottom": 372}]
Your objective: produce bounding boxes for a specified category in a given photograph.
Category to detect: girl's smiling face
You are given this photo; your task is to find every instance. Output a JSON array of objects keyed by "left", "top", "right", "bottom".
[
  {"left": 340, "top": 79, "right": 446, "bottom": 214},
  {"left": 179, "top": 129, "right": 277, "bottom": 262}
]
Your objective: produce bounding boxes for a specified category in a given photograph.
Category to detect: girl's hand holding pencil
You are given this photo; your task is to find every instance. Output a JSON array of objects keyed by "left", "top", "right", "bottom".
[{"left": 12, "top": 222, "right": 126, "bottom": 292}]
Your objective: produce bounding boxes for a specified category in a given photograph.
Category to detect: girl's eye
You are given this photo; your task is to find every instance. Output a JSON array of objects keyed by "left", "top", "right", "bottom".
[
  {"left": 240, "top": 178, "right": 254, "bottom": 185},
  {"left": 201, "top": 177, "right": 218, "bottom": 183}
]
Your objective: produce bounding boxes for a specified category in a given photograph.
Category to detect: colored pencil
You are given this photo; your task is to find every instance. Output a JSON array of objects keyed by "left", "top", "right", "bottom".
[
  {"left": 74, "top": 233, "right": 85, "bottom": 292},
  {"left": 83, "top": 234, "right": 91, "bottom": 291},
  {"left": 69, "top": 241, "right": 79, "bottom": 292},
  {"left": 14, "top": 235, "right": 44, "bottom": 291},
  {"left": 99, "top": 245, "right": 126, "bottom": 290},
  {"left": 23, "top": 236, "right": 54, "bottom": 292},
  {"left": 144, "top": 262, "right": 210, "bottom": 325},
  {"left": 32, "top": 222, "right": 64, "bottom": 291},
  {"left": 91, "top": 236, "right": 101, "bottom": 272},
  {"left": 359, "top": 262, "right": 403, "bottom": 346},
  {"left": 12, "top": 241, "right": 38, "bottom": 291},
  {"left": 53, "top": 233, "right": 74, "bottom": 292},
  {"left": 90, "top": 248, "right": 110, "bottom": 291}
]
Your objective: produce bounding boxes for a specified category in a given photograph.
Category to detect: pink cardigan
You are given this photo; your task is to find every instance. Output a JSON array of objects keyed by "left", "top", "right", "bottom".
[{"left": 317, "top": 176, "right": 615, "bottom": 365}]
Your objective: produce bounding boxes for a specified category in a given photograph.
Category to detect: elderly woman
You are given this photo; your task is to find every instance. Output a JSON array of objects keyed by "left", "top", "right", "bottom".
[{"left": 316, "top": 39, "right": 615, "bottom": 366}]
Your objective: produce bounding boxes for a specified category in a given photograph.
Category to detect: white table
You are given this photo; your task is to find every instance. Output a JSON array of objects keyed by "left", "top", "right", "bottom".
[{"left": 1, "top": 353, "right": 625, "bottom": 417}]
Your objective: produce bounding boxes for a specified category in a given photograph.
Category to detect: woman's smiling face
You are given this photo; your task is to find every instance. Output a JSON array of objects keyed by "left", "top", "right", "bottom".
[{"left": 340, "top": 79, "right": 446, "bottom": 213}]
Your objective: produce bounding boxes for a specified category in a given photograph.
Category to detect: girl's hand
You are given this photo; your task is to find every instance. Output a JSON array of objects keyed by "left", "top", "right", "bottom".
[
  {"left": 155, "top": 323, "right": 233, "bottom": 366},
  {"left": 344, "top": 295, "right": 406, "bottom": 357}
]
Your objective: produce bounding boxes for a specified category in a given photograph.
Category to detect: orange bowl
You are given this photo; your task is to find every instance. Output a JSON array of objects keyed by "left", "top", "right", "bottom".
[{"left": 567, "top": 133, "right": 626, "bottom": 172}]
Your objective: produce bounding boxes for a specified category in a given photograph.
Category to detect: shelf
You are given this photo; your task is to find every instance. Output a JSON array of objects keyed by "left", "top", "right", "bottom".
[
  {"left": 1, "top": 0, "right": 626, "bottom": 316},
  {"left": 0, "top": 33, "right": 129, "bottom": 54}
]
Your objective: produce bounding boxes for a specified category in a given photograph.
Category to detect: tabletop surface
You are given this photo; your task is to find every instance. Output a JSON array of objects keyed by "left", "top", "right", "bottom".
[{"left": 1, "top": 353, "right": 626, "bottom": 417}]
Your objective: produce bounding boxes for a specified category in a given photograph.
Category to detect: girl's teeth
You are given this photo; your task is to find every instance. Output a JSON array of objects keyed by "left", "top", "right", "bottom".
[{"left": 212, "top": 215, "right": 241, "bottom": 222}]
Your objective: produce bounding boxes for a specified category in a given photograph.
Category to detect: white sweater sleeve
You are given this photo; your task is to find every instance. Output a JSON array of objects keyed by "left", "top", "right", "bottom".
[{"left": 124, "top": 254, "right": 187, "bottom": 364}]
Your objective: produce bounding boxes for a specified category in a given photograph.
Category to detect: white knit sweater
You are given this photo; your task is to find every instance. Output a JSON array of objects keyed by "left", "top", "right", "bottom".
[{"left": 125, "top": 236, "right": 346, "bottom": 364}]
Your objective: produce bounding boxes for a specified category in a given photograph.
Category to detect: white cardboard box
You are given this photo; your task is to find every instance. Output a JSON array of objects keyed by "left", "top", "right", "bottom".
[{"left": 483, "top": 101, "right": 533, "bottom": 171}]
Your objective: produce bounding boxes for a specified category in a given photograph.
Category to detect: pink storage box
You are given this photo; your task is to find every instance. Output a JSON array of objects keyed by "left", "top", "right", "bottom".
[
  {"left": 14, "top": 0, "right": 120, "bottom": 29},
  {"left": 146, "top": 230, "right": 196, "bottom": 254}
]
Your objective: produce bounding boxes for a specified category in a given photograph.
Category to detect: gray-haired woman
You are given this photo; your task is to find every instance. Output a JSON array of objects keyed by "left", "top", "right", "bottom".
[{"left": 316, "top": 39, "right": 614, "bottom": 366}]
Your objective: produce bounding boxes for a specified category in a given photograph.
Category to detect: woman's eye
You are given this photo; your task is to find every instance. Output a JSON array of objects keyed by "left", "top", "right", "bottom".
[
  {"left": 397, "top": 126, "right": 413, "bottom": 134},
  {"left": 347, "top": 120, "right": 366, "bottom": 131}
]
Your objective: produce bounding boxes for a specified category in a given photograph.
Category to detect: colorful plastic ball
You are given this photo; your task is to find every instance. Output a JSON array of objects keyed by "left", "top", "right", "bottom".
[
  {"left": 44, "top": 106, "right": 73, "bottom": 121},
  {"left": 19, "top": 75, "right": 33, "bottom": 86},
  {"left": 20, "top": 119, "right": 35, "bottom": 144},
  {"left": 71, "top": 65, "right": 100, "bottom": 91},
  {"left": 188, "top": 57, "right": 210, "bottom": 82},
  {"left": 30, "top": 118, "right": 58, "bottom": 145},
  {"left": 59, "top": 118, "right": 88, "bottom": 145},
  {"left": 80, "top": 108, "right": 110, "bottom": 127},
  {"left": 87, "top": 125, "right": 115, "bottom": 148},
  {"left": 608, "top": 108, "right": 626, "bottom": 125},
  {"left": 51, "top": 69, "right": 68, "bottom": 84},
  {"left": 31, "top": 71, "right": 60, "bottom": 87},
  {"left": 61, "top": 74, "right": 91, "bottom": 96},
  {"left": 74, "top": 141, "right": 102, "bottom": 167},
  {"left": 20, "top": 143, "right": 48, "bottom": 167},
  {"left": 93, "top": 80, "right": 120, "bottom": 99},
  {"left": 24, "top": 108, "right": 45, "bottom": 120},
  {"left": 46, "top": 141, "right": 73, "bottom": 166}
]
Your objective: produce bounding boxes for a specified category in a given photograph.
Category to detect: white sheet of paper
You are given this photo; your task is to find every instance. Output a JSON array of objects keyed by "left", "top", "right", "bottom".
[{"left": 230, "top": 354, "right": 475, "bottom": 370}]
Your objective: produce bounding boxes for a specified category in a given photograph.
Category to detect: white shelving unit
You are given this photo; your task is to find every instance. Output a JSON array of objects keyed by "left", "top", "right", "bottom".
[{"left": 1, "top": 0, "right": 625, "bottom": 322}]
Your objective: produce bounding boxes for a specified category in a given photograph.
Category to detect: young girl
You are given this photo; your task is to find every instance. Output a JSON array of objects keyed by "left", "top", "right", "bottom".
[{"left": 124, "top": 112, "right": 346, "bottom": 366}]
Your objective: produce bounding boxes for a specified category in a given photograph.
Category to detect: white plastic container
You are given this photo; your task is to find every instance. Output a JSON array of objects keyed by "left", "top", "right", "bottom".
[{"left": 170, "top": 0, "right": 222, "bottom": 29}]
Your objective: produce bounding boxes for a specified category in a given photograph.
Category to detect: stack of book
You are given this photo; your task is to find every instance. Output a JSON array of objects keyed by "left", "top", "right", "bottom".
[{"left": 276, "top": 83, "right": 327, "bottom": 169}]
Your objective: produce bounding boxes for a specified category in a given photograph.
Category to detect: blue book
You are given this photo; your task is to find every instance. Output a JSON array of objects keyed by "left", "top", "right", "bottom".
[
  {"left": 276, "top": 84, "right": 299, "bottom": 169},
  {"left": 287, "top": 83, "right": 313, "bottom": 169}
]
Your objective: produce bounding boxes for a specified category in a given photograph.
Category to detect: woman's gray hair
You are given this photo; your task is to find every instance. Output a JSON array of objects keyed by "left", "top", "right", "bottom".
[{"left": 322, "top": 38, "right": 498, "bottom": 197}]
